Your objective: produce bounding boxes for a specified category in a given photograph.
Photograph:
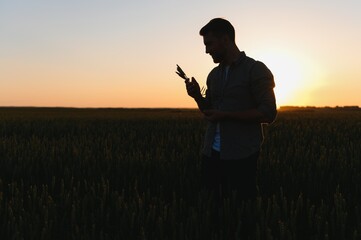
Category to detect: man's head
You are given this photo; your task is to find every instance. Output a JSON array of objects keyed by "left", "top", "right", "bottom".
[
  {"left": 200, "top": 18, "right": 235, "bottom": 42},
  {"left": 199, "top": 18, "right": 236, "bottom": 63}
]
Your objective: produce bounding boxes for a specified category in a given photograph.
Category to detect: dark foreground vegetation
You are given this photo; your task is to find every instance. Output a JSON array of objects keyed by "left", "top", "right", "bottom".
[{"left": 0, "top": 107, "right": 360, "bottom": 239}]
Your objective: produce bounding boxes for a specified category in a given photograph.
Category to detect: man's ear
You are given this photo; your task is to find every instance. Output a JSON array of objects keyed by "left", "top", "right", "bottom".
[{"left": 221, "top": 35, "right": 230, "bottom": 44}]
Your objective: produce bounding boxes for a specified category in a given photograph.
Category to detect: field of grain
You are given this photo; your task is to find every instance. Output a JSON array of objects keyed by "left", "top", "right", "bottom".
[{"left": 0, "top": 107, "right": 360, "bottom": 239}]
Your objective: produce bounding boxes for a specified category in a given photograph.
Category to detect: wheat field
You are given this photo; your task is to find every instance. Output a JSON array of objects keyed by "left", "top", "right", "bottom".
[{"left": 0, "top": 107, "right": 360, "bottom": 239}]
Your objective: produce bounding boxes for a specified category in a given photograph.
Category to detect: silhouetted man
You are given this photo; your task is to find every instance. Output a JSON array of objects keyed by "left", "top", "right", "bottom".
[{"left": 185, "top": 18, "right": 277, "bottom": 200}]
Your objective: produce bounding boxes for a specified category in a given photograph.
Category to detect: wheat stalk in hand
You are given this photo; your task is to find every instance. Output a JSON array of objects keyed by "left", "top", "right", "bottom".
[{"left": 175, "top": 64, "right": 190, "bottom": 82}]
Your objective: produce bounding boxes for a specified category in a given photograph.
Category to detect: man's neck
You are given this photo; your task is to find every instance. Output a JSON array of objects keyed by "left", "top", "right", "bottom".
[{"left": 222, "top": 47, "right": 242, "bottom": 66}]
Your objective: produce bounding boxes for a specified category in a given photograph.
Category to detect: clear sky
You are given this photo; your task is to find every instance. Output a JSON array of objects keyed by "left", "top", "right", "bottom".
[{"left": 1, "top": 0, "right": 360, "bottom": 108}]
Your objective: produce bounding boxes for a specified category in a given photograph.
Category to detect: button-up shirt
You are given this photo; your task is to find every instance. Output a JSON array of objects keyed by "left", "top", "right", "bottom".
[{"left": 198, "top": 51, "right": 277, "bottom": 159}]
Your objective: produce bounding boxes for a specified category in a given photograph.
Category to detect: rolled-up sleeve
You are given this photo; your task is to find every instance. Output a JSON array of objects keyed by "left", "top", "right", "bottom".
[{"left": 250, "top": 61, "right": 277, "bottom": 123}]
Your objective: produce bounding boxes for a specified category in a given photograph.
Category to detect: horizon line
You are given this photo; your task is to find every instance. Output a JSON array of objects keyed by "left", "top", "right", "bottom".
[{"left": 0, "top": 105, "right": 360, "bottom": 110}]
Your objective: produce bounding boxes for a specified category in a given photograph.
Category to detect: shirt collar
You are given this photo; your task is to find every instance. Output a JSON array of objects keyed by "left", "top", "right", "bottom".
[{"left": 219, "top": 51, "right": 246, "bottom": 68}]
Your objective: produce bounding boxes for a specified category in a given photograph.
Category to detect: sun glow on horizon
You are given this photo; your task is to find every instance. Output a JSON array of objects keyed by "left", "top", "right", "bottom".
[{"left": 254, "top": 49, "right": 325, "bottom": 107}]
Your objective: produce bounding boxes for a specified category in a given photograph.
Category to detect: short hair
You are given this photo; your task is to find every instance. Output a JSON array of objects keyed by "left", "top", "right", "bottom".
[{"left": 199, "top": 18, "right": 235, "bottom": 42}]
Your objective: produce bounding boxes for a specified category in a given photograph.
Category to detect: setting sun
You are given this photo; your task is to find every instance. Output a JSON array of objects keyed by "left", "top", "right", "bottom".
[{"left": 254, "top": 49, "right": 324, "bottom": 107}]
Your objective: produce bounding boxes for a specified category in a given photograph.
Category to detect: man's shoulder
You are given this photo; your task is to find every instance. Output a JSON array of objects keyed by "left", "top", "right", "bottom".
[
  {"left": 239, "top": 54, "right": 272, "bottom": 79},
  {"left": 250, "top": 60, "right": 273, "bottom": 79},
  {"left": 241, "top": 53, "right": 269, "bottom": 71},
  {"left": 240, "top": 56, "right": 257, "bottom": 72},
  {"left": 207, "top": 65, "right": 220, "bottom": 80}
]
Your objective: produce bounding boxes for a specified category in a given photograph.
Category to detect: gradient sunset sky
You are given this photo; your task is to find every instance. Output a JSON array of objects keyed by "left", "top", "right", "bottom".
[{"left": 1, "top": 0, "right": 360, "bottom": 108}]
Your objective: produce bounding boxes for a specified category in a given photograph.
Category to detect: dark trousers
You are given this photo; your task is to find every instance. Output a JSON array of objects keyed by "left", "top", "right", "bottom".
[
  {"left": 201, "top": 149, "right": 259, "bottom": 200},
  {"left": 201, "top": 150, "right": 259, "bottom": 238}
]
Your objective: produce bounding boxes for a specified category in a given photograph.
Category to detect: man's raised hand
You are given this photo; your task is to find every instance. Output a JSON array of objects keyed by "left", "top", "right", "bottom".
[{"left": 186, "top": 77, "right": 202, "bottom": 100}]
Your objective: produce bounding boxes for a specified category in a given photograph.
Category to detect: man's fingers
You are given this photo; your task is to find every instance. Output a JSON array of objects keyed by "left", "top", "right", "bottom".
[
  {"left": 185, "top": 78, "right": 201, "bottom": 99},
  {"left": 186, "top": 82, "right": 197, "bottom": 90},
  {"left": 186, "top": 84, "right": 194, "bottom": 93},
  {"left": 186, "top": 80, "right": 198, "bottom": 88},
  {"left": 186, "top": 83, "right": 193, "bottom": 91}
]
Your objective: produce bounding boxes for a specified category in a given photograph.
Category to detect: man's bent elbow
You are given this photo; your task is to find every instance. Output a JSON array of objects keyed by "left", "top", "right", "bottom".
[
  {"left": 258, "top": 105, "right": 277, "bottom": 124},
  {"left": 266, "top": 108, "right": 277, "bottom": 124}
]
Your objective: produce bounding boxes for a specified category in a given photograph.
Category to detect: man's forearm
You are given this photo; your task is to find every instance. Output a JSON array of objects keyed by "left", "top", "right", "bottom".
[
  {"left": 222, "top": 109, "right": 267, "bottom": 123},
  {"left": 205, "top": 109, "right": 271, "bottom": 123}
]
